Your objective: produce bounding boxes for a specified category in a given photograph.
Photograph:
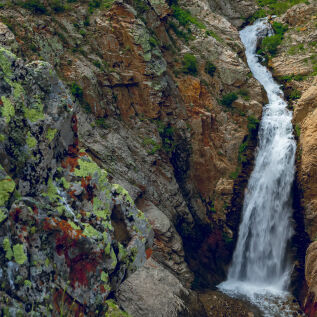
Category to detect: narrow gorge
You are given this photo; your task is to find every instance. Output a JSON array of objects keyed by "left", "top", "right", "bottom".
[{"left": 0, "top": 0, "right": 316, "bottom": 316}]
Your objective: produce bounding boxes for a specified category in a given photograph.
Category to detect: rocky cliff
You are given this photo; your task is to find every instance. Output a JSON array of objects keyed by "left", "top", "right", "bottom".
[{"left": 0, "top": 0, "right": 272, "bottom": 316}]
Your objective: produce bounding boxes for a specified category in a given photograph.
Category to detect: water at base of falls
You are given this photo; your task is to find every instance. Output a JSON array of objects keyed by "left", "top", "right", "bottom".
[{"left": 218, "top": 18, "right": 301, "bottom": 316}]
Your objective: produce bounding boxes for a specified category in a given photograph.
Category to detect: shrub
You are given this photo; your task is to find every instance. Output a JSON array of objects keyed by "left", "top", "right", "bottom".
[
  {"left": 261, "top": 34, "right": 282, "bottom": 56},
  {"left": 220, "top": 92, "right": 238, "bottom": 107},
  {"left": 182, "top": 53, "right": 198, "bottom": 75},
  {"left": 289, "top": 89, "right": 301, "bottom": 100},
  {"left": 247, "top": 116, "right": 260, "bottom": 136},
  {"left": 70, "top": 83, "right": 83, "bottom": 100},
  {"left": 171, "top": 4, "right": 205, "bottom": 29},
  {"left": 295, "top": 124, "right": 301, "bottom": 138},
  {"left": 205, "top": 61, "right": 216, "bottom": 77},
  {"left": 51, "top": 0, "right": 66, "bottom": 12},
  {"left": 238, "top": 89, "right": 250, "bottom": 100},
  {"left": 21, "top": 0, "right": 47, "bottom": 14}
]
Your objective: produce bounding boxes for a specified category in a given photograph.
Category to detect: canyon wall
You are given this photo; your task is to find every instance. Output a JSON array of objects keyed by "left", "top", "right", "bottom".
[{"left": 0, "top": 0, "right": 272, "bottom": 315}]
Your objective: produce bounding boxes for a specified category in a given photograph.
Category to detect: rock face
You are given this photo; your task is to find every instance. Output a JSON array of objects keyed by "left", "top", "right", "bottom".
[
  {"left": 268, "top": 2, "right": 317, "bottom": 314},
  {"left": 0, "top": 0, "right": 268, "bottom": 315},
  {"left": 0, "top": 29, "right": 152, "bottom": 316}
]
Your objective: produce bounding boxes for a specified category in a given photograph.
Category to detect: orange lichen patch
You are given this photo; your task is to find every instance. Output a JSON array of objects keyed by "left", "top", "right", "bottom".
[
  {"left": 53, "top": 288, "right": 85, "bottom": 317},
  {"left": 80, "top": 176, "right": 95, "bottom": 201},
  {"left": 43, "top": 218, "right": 83, "bottom": 241},
  {"left": 145, "top": 248, "right": 152, "bottom": 259},
  {"left": 61, "top": 156, "right": 79, "bottom": 172}
]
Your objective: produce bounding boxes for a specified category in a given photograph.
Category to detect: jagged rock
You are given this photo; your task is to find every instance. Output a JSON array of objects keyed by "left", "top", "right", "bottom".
[{"left": 116, "top": 258, "right": 206, "bottom": 317}]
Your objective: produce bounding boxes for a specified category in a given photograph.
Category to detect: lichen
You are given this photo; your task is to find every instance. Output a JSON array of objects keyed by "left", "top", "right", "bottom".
[
  {"left": 1, "top": 96, "right": 15, "bottom": 123},
  {"left": 68, "top": 221, "right": 80, "bottom": 230},
  {"left": 83, "top": 223, "right": 102, "bottom": 239},
  {"left": 0, "top": 173, "right": 15, "bottom": 206},
  {"left": 26, "top": 132, "right": 37, "bottom": 149},
  {"left": 101, "top": 271, "right": 109, "bottom": 283},
  {"left": 24, "top": 280, "right": 32, "bottom": 287},
  {"left": 3, "top": 237, "right": 13, "bottom": 260},
  {"left": 0, "top": 47, "right": 14, "bottom": 77},
  {"left": 24, "top": 101, "right": 45, "bottom": 122},
  {"left": 110, "top": 248, "right": 117, "bottom": 268},
  {"left": 112, "top": 184, "right": 134, "bottom": 204},
  {"left": 46, "top": 128, "right": 57, "bottom": 142},
  {"left": 105, "top": 299, "right": 130, "bottom": 317},
  {"left": 0, "top": 134, "right": 5, "bottom": 142},
  {"left": 0, "top": 208, "right": 7, "bottom": 223},
  {"left": 74, "top": 156, "right": 107, "bottom": 179},
  {"left": 42, "top": 178, "right": 59, "bottom": 202},
  {"left": 13, "top": 244, "right": 27, "bottom": 265}
]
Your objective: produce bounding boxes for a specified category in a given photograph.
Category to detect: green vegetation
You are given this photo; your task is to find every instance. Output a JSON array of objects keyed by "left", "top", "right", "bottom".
[
  {"left": 70, "top": 82, "right": 83, "bottom": 100},
  {"left": 289, "top": 89, "right": 301, "bottom": 100},
  {"left": 168, "top": 21, "right": 194, "bottom": 43},
  {"left": 96, "top": 118, "right": 110, "bottom": 129},
  {"left": 143, "top": 138, "right": 161, "bottom": 155},
  {"left": 171, "top": 4, "right": 205, "bottom": 29},
  {"left": 20, "top": 0, "right": 47, "bottom": 14},
  {"left": 237, "top": 89, "right": 250, "bottom": 101},
  {"left": 157, "top": 122, "right": 175, "bottom": 153},
  {"left": 250, "top": 0, "right": 309, "bottom": 19},
  {"left": 247, "top": 116, "right": 260, "bottom": 137},
  {"left": 295, "top": 124, "right": 301, "bottom": 138},
  {"left": 205, "top": 30, "right": 223, "bottom": 42},
  {"left": 220, "top": 92, "right": 238, "bottom": 107},
  {"left": 205, "top": 61, "right": 216, "bottom": 77},
  {"left": 182, "top": 53, "right": 198, "bottom": 75},
  {"left": 287, "top": 43, "right": 305, "bottom": 55}
]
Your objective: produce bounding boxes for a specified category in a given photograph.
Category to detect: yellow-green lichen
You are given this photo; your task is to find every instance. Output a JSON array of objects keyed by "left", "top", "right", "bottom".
[
  {"left": 13, "top": 83, "right": 24, "bottom": 99},
  {"left": 46, "top": 128, "right": 57, "bottom": 142},
  {"left": 112, "top": 184, "right": 134, "bottom": 204},
  {"left": 24, "top": 280, "right": 32, "bottom": 287},
  {"left": 101, "top": 271, "right": 109, "bottom": 283},
  {"left": 3, "top": 237, "right": 13, "bottom": 260},
  {"left": 24, "top": 102, "right": 45, "bottom": 122},
  {"left": 74, "top": 157, "right": 107, "bottom": 180},
  {"left": 42, "top": 178, "right": 59, "bottom": 202},
  {"left": 45, "top": 258, "right": 50, "bottom": 267},
  {"left": 0, "top": 47, "right": 14, "bottom": 77},
  {"left": 30, "top": 226, "right": 36, "bottom": 234},
  {"left": 0, "top": 208, "right": 7, "bottom": 223},
  {"left": 0, "top": 174, "right": 15, "bottom": 206},
  {"left": 1, "top": 96, "right": 15, "bottom": 123},
  {"left": 110, "top": 248, "right": 117, "bottom": 269},
  {"left": 83, "top": 223, "right": 102, "bottom": 239},
  {"left": 26, "top": 132, "right": 37, "bottom": 149},
  {"left": 105, "top": 299, "right": 130, "bottom": 317},
  {"left": 68, "top": 221, "right": 80, "bottom": 230},
  {"left": 105, "top": 242, "right": 111, "bottom": 255},
  {"left": 93, "top": 197, "right": 110, "bottom": 220},
  {"left": 13, "top": 244, "right": 27, "bottom": 265},
  {"left": 0, "top": 134, "right": 5, "bottom": 142}
]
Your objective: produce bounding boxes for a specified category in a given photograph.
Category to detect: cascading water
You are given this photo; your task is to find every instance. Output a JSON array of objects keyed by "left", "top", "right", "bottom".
[{"left": 219, "top": 19, "right": 300, "bottom": 316}]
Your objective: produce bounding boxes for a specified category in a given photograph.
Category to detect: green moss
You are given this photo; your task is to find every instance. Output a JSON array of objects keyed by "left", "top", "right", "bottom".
[
  {"left": 112, "top": 184, "right": 134, "bottom": 204},
  {"left": 13, "top": 244, "right": 27, "bottom": 264},
  {"left": 46, "top": 128, "right": 57, "bottom": 142},
  {"left": 3, "top": 237, "right": 13, "bottom": 260},
  {"left": 1, "top": 96, "right": 15, "bottom": 123},
  {"left": 0, "top": 173, "right": 15, "bottom": 206},
  {"left": 26, "top": 132, "right": 37, "bottom": 149},
  {"left": 13, "top": 83, "right": 24, "bottom": 99}
]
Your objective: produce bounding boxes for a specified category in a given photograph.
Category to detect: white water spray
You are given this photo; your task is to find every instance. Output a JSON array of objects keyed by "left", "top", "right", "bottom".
[{"left": 219, "top": 19, "right": 298, "bottom": 315}]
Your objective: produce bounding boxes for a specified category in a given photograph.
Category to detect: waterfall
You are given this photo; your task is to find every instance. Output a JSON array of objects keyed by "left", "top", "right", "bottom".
[{"left": 219, "top": 19, "right": 297, "bottom": 315}]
